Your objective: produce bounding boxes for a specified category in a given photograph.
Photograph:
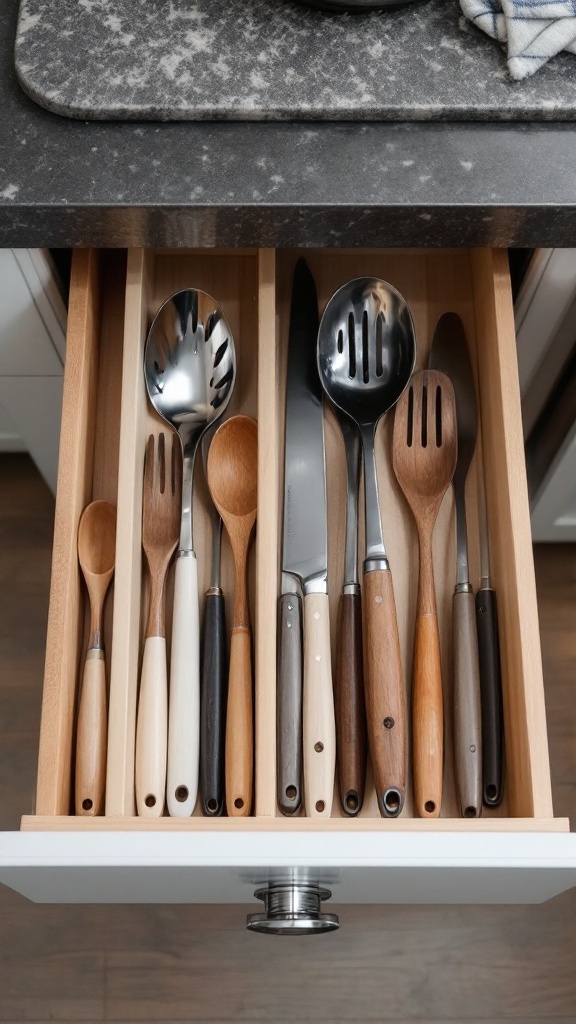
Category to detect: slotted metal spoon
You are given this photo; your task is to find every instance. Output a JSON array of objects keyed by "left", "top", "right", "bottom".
[
  {"left": 144, "top": 289, "right": 235, "bottom": 817},
  {"left": 317, "top": 277, "right": 415, "bottom": 817}
]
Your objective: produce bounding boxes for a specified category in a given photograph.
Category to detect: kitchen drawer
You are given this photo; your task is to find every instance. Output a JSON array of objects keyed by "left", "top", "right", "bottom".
[{"left": 1, "top": 246, "right": 575, "bottom": 911}]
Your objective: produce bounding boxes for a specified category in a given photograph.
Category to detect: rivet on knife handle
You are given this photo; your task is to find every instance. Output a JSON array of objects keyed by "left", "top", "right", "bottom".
[
  {"left": 453, "top": 588, "right": 483, "bottom": 818},
  {"left": 303, "top": 592, "right": 335, "bottom": 817},
  {"left": 363, "top": 568, "right": 406, "bottom": 818},
  {"left": 277, "top": 592, "right": 303, "bottom": 815}
]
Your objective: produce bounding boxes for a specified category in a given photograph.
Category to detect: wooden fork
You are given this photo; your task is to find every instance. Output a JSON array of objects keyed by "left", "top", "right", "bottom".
[{"left": 135, "top": 432, "right": 181, "bottom": 817}]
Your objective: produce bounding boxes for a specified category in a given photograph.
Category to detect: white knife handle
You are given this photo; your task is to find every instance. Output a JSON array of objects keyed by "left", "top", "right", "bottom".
[
  {"left": 303, "top": 591, "right": 335, "bottom": 817},
  {"left": 135, "top": 635, "right": 167, "bottom": 817},
  {"left": 167, "top": 552, "right": 200, "bottom": 817}
]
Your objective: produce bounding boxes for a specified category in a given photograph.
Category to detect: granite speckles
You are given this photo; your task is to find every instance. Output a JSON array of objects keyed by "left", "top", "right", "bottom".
[{"left": 14, "top": 0, "right": 576, "bottom": 121}]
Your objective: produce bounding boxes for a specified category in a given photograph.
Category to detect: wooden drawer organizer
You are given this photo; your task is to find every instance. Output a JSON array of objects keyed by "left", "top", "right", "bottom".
[{"left": 22, "top": 246, "right": 569, "bottom": 835}]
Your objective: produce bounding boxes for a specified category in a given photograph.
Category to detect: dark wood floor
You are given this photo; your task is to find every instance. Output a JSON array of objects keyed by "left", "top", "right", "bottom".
[{"left": 0, "top": 453, "right": 575, "bottom": 1024}]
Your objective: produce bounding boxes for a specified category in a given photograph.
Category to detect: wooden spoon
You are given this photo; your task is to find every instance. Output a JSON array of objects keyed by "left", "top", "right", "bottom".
[
  {"left": 75, "top": 499, "right": 116, "bottom": 815},
  {"left": 392, "top": 370, "right": 457, "bottom": 818},
  {"left": 207, "top": 414, "right": 257, "bottom": 817}
]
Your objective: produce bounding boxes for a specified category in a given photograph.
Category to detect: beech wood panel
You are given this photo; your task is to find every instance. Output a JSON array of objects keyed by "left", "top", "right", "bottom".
[{"left": 35, "top": 250, "right": 125, "bottom": 816}]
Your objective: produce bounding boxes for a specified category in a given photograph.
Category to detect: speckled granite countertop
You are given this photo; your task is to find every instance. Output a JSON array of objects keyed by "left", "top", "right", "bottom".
[
  {"left": 3, "top": 0, "right": 576, "bottom": 247},
  {"left": 14, "top": 0, "right": 576, "bottom": 121}
]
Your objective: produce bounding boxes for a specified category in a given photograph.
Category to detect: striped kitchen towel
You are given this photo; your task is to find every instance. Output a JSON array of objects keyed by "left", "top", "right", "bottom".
[{"left": 460, "top": 0, "right": 576, "bottom": 78}]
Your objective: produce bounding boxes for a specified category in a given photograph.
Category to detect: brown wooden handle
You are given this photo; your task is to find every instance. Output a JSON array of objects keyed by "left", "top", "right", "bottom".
[
  {"left": 75, "top": 652, "right": 107, "bottom": 815},
  {"left": 362, "top": 568, "right": 406, "bottom": 817},
  {"left": 412, "top": 613, "right": 443, "bottom": 818},
  {"left": 336, "top": 591, "right": 366, "bottom": 816},
  {"left": 225, "top": 626, "right": 253, "bottom": 817},
  {"left": 453, "top": 589, "right": 482, "bottom": 818}
]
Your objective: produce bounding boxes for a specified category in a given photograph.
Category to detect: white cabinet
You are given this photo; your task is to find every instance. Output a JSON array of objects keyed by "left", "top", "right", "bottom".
[{"left": 0, "top": 249, "right": 67, "bottom": 492}]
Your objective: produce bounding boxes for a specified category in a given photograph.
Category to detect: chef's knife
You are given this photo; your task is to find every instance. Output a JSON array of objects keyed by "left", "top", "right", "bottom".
[
  {"left": 278, "top": 258, "right": 335, "bottom": 817},
  {"left": 430, "top": 312, "right": 482, "bottom": 818},
  {"left": 476, "top": 450, "right": 504, "bottom": 807}
]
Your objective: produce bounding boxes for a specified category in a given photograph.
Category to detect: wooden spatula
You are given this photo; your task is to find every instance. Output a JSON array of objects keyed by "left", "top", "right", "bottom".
[{"left": 392, "top": 370, "right": 457, "bottom": 818}]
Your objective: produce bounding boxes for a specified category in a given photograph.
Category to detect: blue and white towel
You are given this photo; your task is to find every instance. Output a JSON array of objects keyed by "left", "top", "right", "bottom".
[{"left": 460, "top": 0, "right": 576, "bottom": 78}]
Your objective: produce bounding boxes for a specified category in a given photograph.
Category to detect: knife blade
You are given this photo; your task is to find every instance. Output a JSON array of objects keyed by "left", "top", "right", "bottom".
[
  {"left": 429, "top": 312, "right": 483, "bottom": 819},
  {"left": 278, "top": 258, "right": 335, "bottom": 817}
]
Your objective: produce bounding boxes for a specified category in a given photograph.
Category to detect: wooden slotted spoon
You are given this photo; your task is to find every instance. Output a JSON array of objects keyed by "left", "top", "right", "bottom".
[{"left": 392, "top": 369, "right": 457, "bottom": 818}]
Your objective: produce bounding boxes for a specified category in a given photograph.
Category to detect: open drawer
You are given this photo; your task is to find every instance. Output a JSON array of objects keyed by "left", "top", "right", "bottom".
[{"left": 1, "top": 247, "right": 575, "bottom": 912}]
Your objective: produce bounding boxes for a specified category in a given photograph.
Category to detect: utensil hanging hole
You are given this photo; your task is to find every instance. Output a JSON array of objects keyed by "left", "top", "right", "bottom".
[
  {"left": 464, "top": 806, "right": 478, "bottom": 818},
  {"left": 362, "top": 309, "right": 369, "bottom": 383},
  {"left": 485, "top": 784, "right": 498, "bottom": 803},
  {"left": 348, "top": 312, "right": 356, "bottom": 379},
  {"left": 206, "top": 798, "right": 218, "bottom": 813},
  {"left": 82, "top": 799, "right": 93, "bottom": 812},
  {"left": 424, "top": 800, "right": 436, "bottom": 814},
  {"left": 285, "top": 785, "right": 298, "bottom": 800},
  {"left": 407, "top": 386, "right": 414, "bottom": 447},
  {"left": 376, "top": 312, "right": 384, "bottom": 377},
  {"left": 421, "top": 384, "right": 428, "bottom": 448},
  {"left": 345, "top": 792, "right": 359, "bottom": 812},
  {"left": 234, "top": 798, "right": 245, "bottom": 810},
  {"left": 315, "top": 800, "right": 325, "bottom": 813},
  {"left": 314, "top": 741, "right": 324, "bottom": 753},
  {"left": 145, "top": 795, "right": 156, "bottom": 808},
  {"left": 436, "top": 385, "right": 442, "bottom": 446},
  {"left": 337, "top": 328, "right": 343, "bottom": 355},
  {"left": 175, "top": 786, "right": 189, "bottom": 803},
  {"left": 383, "top": 789, "right": 401, "bottom": 815}
]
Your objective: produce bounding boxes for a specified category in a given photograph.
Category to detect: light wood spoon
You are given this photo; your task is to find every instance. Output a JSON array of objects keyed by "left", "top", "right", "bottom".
[
  {"left": 207, "top": 414, "right": 257, "bottom": 817},
  {"left": 75, "top": 499, "right": 116, "bottom": 815},
  {"left": 392, "top": 370, "right": 457, "bottom": 818}
]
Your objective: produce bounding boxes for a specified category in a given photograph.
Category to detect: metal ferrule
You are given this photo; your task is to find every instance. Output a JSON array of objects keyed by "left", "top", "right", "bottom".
[
  {"left": 86, "top": 646, "right": 104, "bottom": 659},
  {"left": 303, "top": 574, "right": 328, "bottom": 596},
  {"left": 343, "top": 582, "right": 361, "bottom": 596},
  {"left": 455, "top": 581, "right": 473, "bottom": 594},
  {"left": 363, "top": 556, "right": 390, "bottom": 573}
]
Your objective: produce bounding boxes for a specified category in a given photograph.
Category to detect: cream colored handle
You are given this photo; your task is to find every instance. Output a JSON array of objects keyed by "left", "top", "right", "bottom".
[
  {"left": 303, "top": 591, "right": 335, "bottom": 817},
  {"left": 226, "top": 627, "right": 253, "bottom": 816},
  {"left": 167, "top": 553, "right": 200, "bottom": 817},
  {"left": 75, "top": 652, "right": 107, "bottom": 816},
  {"left": 135, "top": 635, "right": 168, "bottom": 817}
]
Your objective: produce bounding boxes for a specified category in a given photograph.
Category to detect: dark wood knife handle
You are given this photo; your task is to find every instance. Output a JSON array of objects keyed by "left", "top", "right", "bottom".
[
  {"left": 336, "top": 590, "right": 366, "bottom": 816},
  {"left": 476, "top": 586, "right": 504, "bottom": 807},
  {"left": 200, "top": 590, "right": 228, "bottom": 817},
  {"left": 277, "top": 592, "right": 303, "bottom": 815}
]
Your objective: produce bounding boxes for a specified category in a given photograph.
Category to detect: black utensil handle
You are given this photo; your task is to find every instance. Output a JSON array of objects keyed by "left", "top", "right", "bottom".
[
  {"left": 277, "top": 592, "right": 303, "bottom": 815},
  {"left": 476, "top": 586, "right": 504, "bottom": 807},
  {"left": 336, "top": 590, "right": 366, "bottom": 817},
  {"left": 200, "top": 590, "right": 228, "bottom": 817}
]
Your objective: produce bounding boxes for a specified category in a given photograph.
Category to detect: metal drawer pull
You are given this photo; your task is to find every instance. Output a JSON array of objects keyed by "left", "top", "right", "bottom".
[{"left": 246, "top": 883, "right": 339, "bottom": 934}]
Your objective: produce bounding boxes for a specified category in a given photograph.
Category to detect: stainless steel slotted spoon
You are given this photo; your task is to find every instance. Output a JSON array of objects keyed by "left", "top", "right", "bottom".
[{"left": 318, "top": 277, "right": 416, "bottom": 818}]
